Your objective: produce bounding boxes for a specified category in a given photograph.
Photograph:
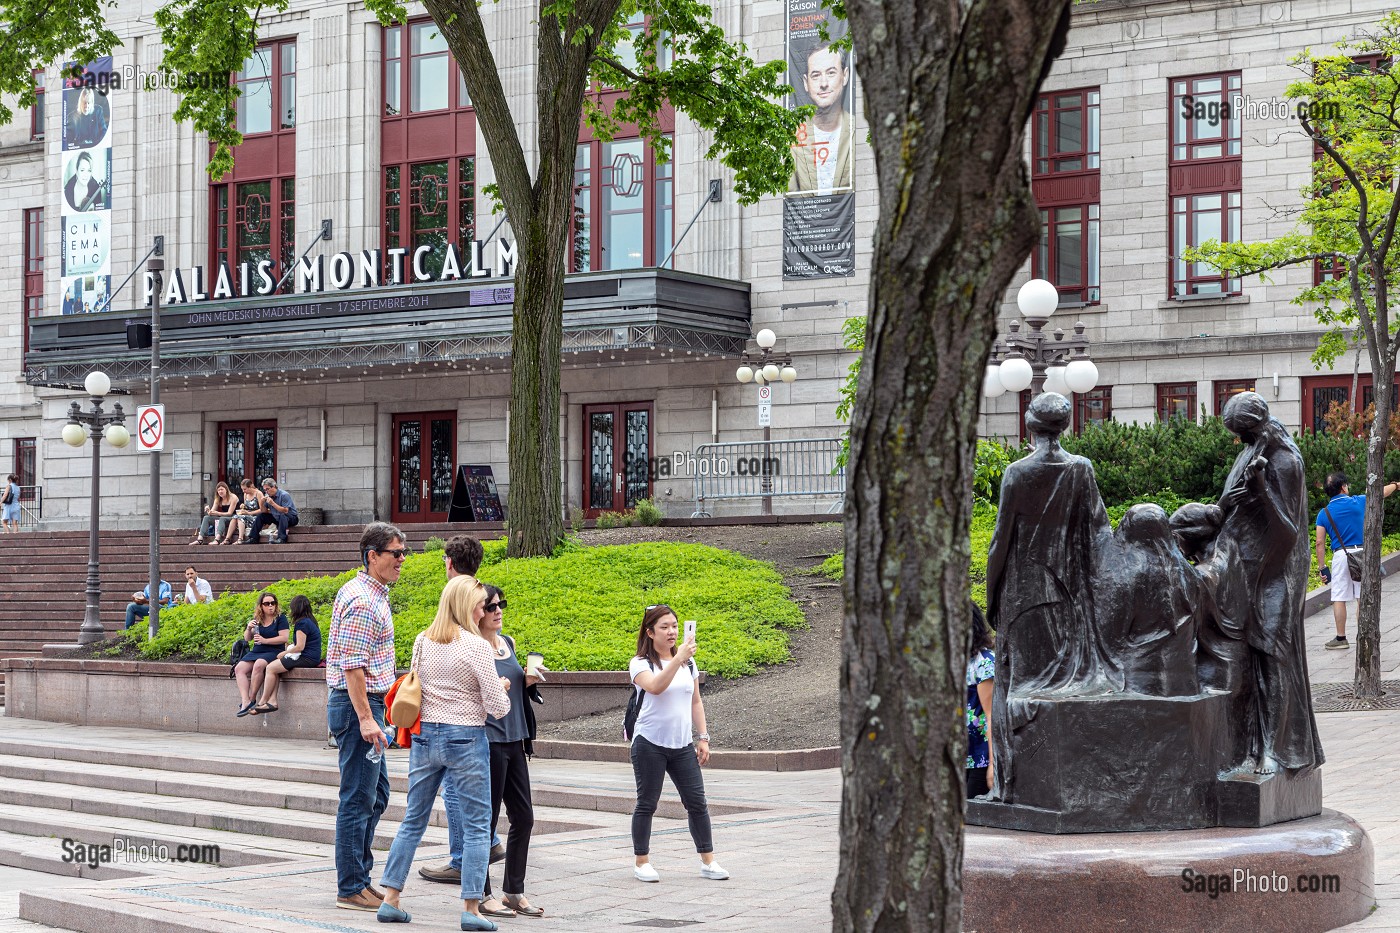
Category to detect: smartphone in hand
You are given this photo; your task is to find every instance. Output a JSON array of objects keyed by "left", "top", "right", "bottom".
[{"left": 684, "top": 619, "right": 697, "bottom": 642}]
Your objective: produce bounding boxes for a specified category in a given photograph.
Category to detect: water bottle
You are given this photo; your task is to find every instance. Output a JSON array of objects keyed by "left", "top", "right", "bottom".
[{"left": 365, "top": 729, "right": 394, "bottom": 763}]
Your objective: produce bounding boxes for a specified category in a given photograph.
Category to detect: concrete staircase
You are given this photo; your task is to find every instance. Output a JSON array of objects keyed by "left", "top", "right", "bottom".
[{"left": 0, "top": 522, "right": 494, "bottom": 697}]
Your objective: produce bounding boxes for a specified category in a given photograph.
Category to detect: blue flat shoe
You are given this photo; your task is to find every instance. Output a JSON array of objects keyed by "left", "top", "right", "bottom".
[
  {"left": 377, "top": 902, "right": 411, "bottom": 923},
  {"left": 460, "top": 912, "right": 498, "bottom": 932}
]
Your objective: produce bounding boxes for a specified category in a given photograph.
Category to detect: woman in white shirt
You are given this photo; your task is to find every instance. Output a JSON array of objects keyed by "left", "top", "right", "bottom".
[
  {"left": 628, "top": 604, "right": 728, "bottom": 883},
  {"left": 376, "top": 575, "right": 511, "bottom": 932}
]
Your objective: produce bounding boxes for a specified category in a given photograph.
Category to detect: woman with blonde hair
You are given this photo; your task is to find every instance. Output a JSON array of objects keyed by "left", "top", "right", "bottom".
[{"left": 375, "top": 575, "right": 511, "bottom": 931}]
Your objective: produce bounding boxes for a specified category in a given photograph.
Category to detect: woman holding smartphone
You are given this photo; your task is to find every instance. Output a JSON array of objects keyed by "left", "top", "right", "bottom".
[
  {"left": 234, "top": 591, "right": 289, "bottom": 717},
  {"left": 628, "top": 604, "right": 727, "bottom": 883},
  {"left": 254, "top": 594, "right": 323, "bottom": 714}
]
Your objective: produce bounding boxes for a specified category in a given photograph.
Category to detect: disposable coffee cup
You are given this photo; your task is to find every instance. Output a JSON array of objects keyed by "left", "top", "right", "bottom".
[{"left": 526, "top": 652, "right": 544, "bottom": 678}]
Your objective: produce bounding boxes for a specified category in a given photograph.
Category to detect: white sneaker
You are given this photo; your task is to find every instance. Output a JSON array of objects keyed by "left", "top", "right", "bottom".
[
  {"left": 700, "top": 860, "right": 729, "bottom": 880},
  {"left": 634, "top": 863, "right": 660, "bottom": 883}
]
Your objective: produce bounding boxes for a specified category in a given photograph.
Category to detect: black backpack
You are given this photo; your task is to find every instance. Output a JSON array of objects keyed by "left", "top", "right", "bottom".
[
  {"left": 228, "top": 638, "right": 249, "bottom": 678},
  {"left": 622, "top": 658, "right": 696, "bottom": 741}
]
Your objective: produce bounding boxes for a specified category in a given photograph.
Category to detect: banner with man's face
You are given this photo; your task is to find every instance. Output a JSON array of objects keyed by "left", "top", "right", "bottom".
[{"left": 783, "top": 0, "right": 855, "bottom": 279}]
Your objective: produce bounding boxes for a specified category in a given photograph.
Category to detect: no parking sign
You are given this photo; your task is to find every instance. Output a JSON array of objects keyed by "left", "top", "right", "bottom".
[
  {"left": 757, "top": 384, "right": 772, "bottom": 427},
  {"left": 136, "top": 404, "right": 165, "bottom": 451}
]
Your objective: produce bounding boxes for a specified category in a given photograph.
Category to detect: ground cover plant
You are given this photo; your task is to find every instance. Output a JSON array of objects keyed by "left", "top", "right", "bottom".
[{"left": 131, "top": 539, "right": 804, "bottom": 678}]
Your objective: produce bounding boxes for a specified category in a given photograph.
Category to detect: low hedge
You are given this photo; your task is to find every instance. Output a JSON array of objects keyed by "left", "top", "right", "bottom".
[{"left": 130, "top": 539, "right": 805, "bottom": 679}]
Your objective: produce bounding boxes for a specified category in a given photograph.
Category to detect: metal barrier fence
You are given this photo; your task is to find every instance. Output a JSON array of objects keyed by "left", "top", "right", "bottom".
[
  {"left": 17, "top": 486, "right": 41, "bottom": 528},
  {"left": 691, "top": 438, "right": 845, "bottom": 517}
]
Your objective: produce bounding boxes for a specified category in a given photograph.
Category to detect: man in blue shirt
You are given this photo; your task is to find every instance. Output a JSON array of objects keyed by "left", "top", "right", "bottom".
[
  {"left": 248, "top": 478, "right": 299, "bottom": 544},
  {"left": 124, "top": 580, "right": 173, "bottom": 630},
  {"left": 1315, "top": 471, "right": 1399, "bottom": 649}
]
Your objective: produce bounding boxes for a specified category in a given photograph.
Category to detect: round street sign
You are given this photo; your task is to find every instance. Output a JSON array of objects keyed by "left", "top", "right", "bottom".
[
  {"left": 758, "top": 385, "right": 772, "bottom": 401},
  {"left": 137, "top": 404, "right": 165, "bottom": 451}
]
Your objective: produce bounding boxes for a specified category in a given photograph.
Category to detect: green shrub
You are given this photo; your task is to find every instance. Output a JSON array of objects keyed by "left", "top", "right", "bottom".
[
  {"left": 974, "top": 439, "right": 1013, "bottom": 505},
  {"left": 423, "top": 536, "right": 446, "bottom": 553},
  {"left": 816, "top": 552, "right": 843, "bottom": 579},
  {"left": 596, "top": 510, "right": 631, "bottom": 529},
  {"left": 129, "top": 541, "right": 803, "bottom": 678},
  {"left": 568, "top": 506, "right": 586, "bottom": 534},
  {"left": 633, "top": 498, "right": 665, "bottom": 526}
]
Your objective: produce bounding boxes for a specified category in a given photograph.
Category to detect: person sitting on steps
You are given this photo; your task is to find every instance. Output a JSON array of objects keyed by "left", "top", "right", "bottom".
[{"left": 247, "top": 478, "right": 298, "bottom": 544}]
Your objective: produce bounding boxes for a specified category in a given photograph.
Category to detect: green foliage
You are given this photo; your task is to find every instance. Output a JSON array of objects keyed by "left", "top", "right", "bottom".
[
  {"left": 423, "top": 536, "right": 446, "bottom": 553},
  {"left": 816, "top": 551, "right": 844, "bottom": 579},
  {"left": 633, "top": 498, "right": 664, "bottom": 526},
  {"left": 595, "top": 510, "right": 628, "bottom": 529},
  {"left": 0, "top": 2, "right": 120, "bottom": 128},
  {"left": 973, "top": 439, "right": 1013, "bottom": 505},
  {"left": 568, "top": 506, "right": 587, "bottom": 534},
  {"left": 1057, "top": 417, "right": 1241, "bottom": 506},
  {"left": 834, "top": 316, "right": 866, "bottom": 469},
  {"left": 1103, "top": 490, "right": 1191, "bottom": 528},
  {"left": 132, "top": 541, "right": 802, "bottom": 678}
]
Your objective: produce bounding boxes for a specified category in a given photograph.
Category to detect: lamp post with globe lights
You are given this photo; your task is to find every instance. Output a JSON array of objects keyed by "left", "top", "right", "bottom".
[
  {"left": 735, "top": 328, "right": 797, "bottom": 515},
  {"left": 62, "top": 371, "right": 131, "bottom": 645},
  {"left": 983, "top": 279, "right": 1100, "bottom": 407}
]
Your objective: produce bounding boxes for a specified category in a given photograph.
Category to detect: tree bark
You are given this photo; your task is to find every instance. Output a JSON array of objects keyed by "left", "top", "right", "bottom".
[{"left": 834, "top": 0, "right": 1070, "bottom": 929}]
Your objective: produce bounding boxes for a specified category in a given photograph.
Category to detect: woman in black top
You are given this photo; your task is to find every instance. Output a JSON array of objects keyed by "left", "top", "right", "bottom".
[
  {"left": 478, "top": 584, "right": 546, "bottom": 920},
  {"left": 255, "top": 594, "right": 322, "bottom": 714},
  {"left": 234, "top": 591, "right": 288, "bottom": 716}
]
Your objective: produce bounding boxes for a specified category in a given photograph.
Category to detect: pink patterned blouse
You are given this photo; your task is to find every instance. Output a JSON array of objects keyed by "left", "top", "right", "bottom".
[{"left": 415, "top": 630, "right": 512, "bottom": 726}]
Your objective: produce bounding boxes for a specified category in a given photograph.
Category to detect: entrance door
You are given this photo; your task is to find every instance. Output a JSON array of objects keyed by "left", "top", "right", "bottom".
[
  {"left": 583, "top": 402, "right": 653, "bottom": 517},
  {"left": 219, "top": 421, "right": 277, "bottom": 490},
  {"left": 392, "top": 411, "right": 456, "bottom": 523}
]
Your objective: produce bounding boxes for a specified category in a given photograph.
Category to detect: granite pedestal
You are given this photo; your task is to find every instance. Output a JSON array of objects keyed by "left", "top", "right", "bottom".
[{"left": 964, "top": 809, "right": 1374, "bottom": 933}]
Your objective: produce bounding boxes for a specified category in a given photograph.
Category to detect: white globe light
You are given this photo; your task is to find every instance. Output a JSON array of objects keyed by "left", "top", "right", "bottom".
[
  {"left": 62, "top": 423, "right": 88, "bottom": 447},
  {"left": 1043, "top": 364, "right": 1069, "bottom": 397},
  {"left": 983, "top": 365, "right": 1007, "bottom": 399},
  {"left": 998, "top": 357, "right": 1034, "bottom": 393},
  {"left": 84, "top": 371, "right": 111, "bottom": 397},
  {"left": 1065, "top": 359, "right": 1100, "bottom": 394},
  {"left": 755, "top": 328, "right": 777, "bottom": 349},
  {"left": 736, "top": 365, "right": 754, "bottom": 383},
  {"left": 762, "top": 363, "right": 781, "bottom": 382},
  {"left": 780, "top": 366, "right": 797, "bottom": 383},
  {"left": 753, "top": 371, "right": 766, "bottom": 386},
  {"left": 1017, "top": 279, "right": 1059, "bottom": 319},
  {"left": 104, "top": 424, "right": 131, "bottom": 448}
]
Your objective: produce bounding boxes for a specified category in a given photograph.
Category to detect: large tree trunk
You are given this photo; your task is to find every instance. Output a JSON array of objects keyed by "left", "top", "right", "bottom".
[
  {"left": 833, "top": 1, "right": 1071, "bottom": 929},
  {"left": 1355, "top": 346, "right": 1394, "bottom": 698}
]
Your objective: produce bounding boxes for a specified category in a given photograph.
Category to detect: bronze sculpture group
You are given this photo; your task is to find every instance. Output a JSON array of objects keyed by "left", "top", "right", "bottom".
[{"left": 970, "top": 391, "right": 1323, "bottom": 833}]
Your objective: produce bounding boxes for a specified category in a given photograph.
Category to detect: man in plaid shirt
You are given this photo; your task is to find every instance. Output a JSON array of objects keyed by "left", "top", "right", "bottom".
[{"left": 327, "top": 521, "right": 408, "bottom": 912}]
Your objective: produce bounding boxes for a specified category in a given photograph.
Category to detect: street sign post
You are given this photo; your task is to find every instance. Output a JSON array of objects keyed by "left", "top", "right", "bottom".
[
  {"left": 757, "top": 384, "right": 772, "bottom": 427},
  {"left": 136, "top": 404, "right": 166, "bottom": 452}
]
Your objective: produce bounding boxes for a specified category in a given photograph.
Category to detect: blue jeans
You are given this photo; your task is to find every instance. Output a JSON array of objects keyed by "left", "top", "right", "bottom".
[
  {"left": 443, "top": 775, "right": 501, "bottom": 870},
  {"left": 328, "top": 688, "right": 391, "bottom": 898},
  {"left": 124, "top": 603, "right": 149, "bottom": 630},
  {"left": 381, "top": 722, "right": 492, "bottom": 900},
  {"left": 248, "top": 510, "right": 298, "bottom": 541}
]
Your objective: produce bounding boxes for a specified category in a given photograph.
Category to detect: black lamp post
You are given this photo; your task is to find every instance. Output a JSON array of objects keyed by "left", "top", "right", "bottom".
[{"left": 62, "top": 372, "right": 131, "bottom": 645}]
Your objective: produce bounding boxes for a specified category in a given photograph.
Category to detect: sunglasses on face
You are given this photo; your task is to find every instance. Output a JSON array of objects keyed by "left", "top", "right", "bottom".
[
  {"left": 484, "top": 600, "right": 507, "bottom": 612},
  {"left": 376, "top": 547, "right": 411, "bottom": 559},
  {"left": 261, "top": 600, "right": 277, "bottom": 606}
]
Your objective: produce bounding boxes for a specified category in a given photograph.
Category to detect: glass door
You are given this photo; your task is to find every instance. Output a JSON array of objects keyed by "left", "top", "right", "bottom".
[
  {"left": 219, "top": 421, "right": 277, "bottom": 490},
  {"left": 392, "top": 411, "right": 456, "bottom": 523},
  {"left": 582, "top": 402, "right": 653, "bottom": 517}
]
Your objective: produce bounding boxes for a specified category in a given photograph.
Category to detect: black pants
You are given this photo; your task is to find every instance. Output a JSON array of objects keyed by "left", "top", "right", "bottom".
[
  {"left": 483, "top": 740, "right": 534, "bottom": 896},
  {"left": 630, "top": 735, "right": 713, "bottom": 856},
  {"left": 966, "top": 766, "right": 989, "bottom": 799}
]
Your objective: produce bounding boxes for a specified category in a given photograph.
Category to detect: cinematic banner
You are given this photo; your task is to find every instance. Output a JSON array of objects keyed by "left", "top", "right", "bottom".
[
  {"left": 783, "top": 0, "right": 855, "bottom": 279},
  {"left": 60, "top": 57, "right": 114, "bottom": 314}
]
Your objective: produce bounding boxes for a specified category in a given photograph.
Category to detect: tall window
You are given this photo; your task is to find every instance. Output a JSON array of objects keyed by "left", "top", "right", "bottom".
[
  {"left": 1074, "top": 386, "right": 1112, "bottom": 432},
  {"left": 211, "top": 40, "right": 296, "bottom": 292},
  {"left": 1169, "top": 72, "right": 1242, "bottom": 298},
  {"left": 23, "top": 209, "right": 43, "bottom": 349},
  {"left": 1214, "top": 379, "right": 1255, "bottom": 416},
  {"left": 1031, "top": 88, "right": 1100, "bottom": 304},
  {"left": 570, "top": 135, "right": 673, "bottom": 272},
  {"left": 13, "top": 439, "right": 35, "bottom": 488},
  {"left": 383, "top": 157, "right": 475, "bottom": 277},
  {"left": 30, "top": 70, "right": 44, "bottom": 141},
  {"left": 236, "top": 40, "right": 296, "bottom": 135},
  {"left": 212, "top": 178, "right": 296, "bottom": 291},
  {"left": 1157, "top": 382, "right": 1198, "bottom": 421},
  {"left": 383, "top": 20, "right": 472, "bottom": 117}
]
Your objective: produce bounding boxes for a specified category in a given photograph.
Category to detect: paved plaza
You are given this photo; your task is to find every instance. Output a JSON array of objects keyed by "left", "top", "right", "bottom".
[{"left": 2, "top": 577, "right": 1400, "bottom": 930}]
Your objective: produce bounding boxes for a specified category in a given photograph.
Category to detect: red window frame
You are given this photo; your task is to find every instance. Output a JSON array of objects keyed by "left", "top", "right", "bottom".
[
  {"left": 1168, "top": 72, "right": 1242, "bottom": 298},
  {"left": 211, "top": 177, "right": 296, "bottom": 294},
  {"left": 1074, "top": 386, "right": 1112, "bottom": 433},
  {"left": 22, "top": 208, "right": 43, "bottom": 351},
  {"left": 383, "top": 157, "right": 476, "bottom": 280},
  {"left": 12, "top": 439, "right": 36, "bottom": 488},
  {"left": 1033, "top": 88, "right": 1099, "bottom": 176},
  {"left": 1156, "top": 382, "right": 1198, "bottom": 422},
  {"left": 30, "top": 70, "right": 44, "bottom": 141},
  {"left": 1034, "top": 203, "right": 1100, "bottom": 305},
  {"left": 383, "top": 19, "right": 473, "bottom": 118},
  {"left": 235, "top": 38, "right": 296, "bottom": 137},
  {"left": 1213, "top": 379, "right": 1255, "bottom": 416},
  {"left": 570, "top": 133, "right": 674, "bottom": 272}
]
